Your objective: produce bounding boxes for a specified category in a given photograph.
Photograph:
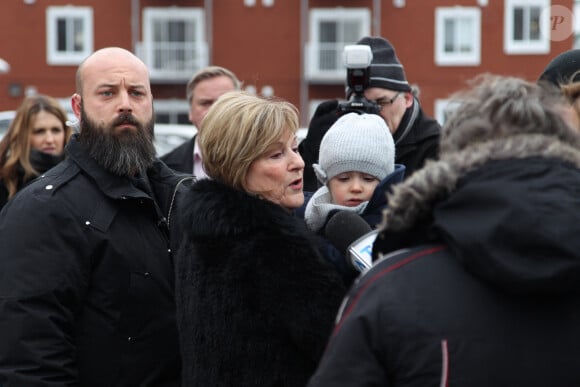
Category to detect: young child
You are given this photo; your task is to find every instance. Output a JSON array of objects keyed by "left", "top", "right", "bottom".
[
  {"left": 305, "top": 112, "right": 403, "bottom": 231},
  {"left": 304, "top": 112, "right": 405, "bottom": 284}
]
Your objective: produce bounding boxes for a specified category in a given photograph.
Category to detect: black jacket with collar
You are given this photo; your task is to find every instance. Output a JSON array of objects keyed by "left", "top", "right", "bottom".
[
  {"left": 160, "top": 135, "right": 196, "bottom": 174},
  {"left": 174, "top": 178, "right": 346, "bottom": 387},
  {"left": 0, "top": 135, "right": 192, "bottom": 386}
]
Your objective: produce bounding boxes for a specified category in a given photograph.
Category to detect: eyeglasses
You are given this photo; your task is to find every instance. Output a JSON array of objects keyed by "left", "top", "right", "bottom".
[{"left": 375, "top": 92, "right": 402, "bottom": 111}]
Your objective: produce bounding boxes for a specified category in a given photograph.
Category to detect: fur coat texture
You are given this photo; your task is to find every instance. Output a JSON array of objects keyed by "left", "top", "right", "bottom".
[
  {"left": 174, "top": 178, "right": 346, "bottom": 386},
  {"left": 310, "top": 116, "right": 580, "bottom": 387}
]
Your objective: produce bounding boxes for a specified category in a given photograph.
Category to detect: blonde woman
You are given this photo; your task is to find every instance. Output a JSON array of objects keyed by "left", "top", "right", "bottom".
[{"left": 174, "top": 91, "right": 346, "bottom": 386}]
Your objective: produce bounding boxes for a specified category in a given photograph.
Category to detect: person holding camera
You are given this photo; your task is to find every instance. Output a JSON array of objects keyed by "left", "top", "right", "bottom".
[{"left": 300, "top": 36, "right": 441, "bottom": 192}]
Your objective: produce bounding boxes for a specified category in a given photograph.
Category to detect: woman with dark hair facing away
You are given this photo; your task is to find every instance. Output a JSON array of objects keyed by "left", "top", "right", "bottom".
[
  {"left": 173, "top": 90, "right": 346, "bottom": 386},
  {"left": 0, "top": 95, "right": 73, "bottom": 209}
]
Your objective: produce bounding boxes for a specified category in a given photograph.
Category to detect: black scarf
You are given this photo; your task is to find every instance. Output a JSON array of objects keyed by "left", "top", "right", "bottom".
[
  {"left": 19, "top": 149, "right": 65, "bottom": 187},
  {"left": 30, "top": 149, "right": 65, "bottom": 174}
]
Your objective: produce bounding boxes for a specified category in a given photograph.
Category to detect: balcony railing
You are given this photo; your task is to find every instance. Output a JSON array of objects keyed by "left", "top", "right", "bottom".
[
  {"left": 136, "top": 41, "right": 208, "bottom": 82},
  {"left": 305, "top": 41, "right": 346, "bottom": 83}
]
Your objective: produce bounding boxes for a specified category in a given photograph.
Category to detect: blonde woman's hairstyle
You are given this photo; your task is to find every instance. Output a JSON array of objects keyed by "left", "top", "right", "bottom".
[
  {"left": 199, "top": 91, "right": 299, "bottom": 191},
  {"left": 0, "top": 95, "right": 73, "bottom": 199}
]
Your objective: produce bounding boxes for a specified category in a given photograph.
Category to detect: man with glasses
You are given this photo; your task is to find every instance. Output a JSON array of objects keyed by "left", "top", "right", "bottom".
[{"left": 300, "top": 36, "right": 440, "bottom": 191}]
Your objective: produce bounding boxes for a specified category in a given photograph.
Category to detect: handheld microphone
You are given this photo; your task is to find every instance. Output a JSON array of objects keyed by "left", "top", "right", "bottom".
[{"left": 324, "top": 211, "right": 378, "bottom": 273}]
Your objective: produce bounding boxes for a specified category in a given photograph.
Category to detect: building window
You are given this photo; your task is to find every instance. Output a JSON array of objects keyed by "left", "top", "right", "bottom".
[
  {"left": 140, "top": 8, "right": 207, "bottom": 81},
  {"left": 504, "top": 0, "right": 550, "bottom": 54},
  {"left": 434, "top": 99, "right": 461, "bottom": 126},
  {"left": 46, "top": 6, "right": 93, "bottom": 65},
  {"left": 574, "top": 0, "right": 580, "bottom": 48},
  {"left": 306, "top": 8, "right": 371, "bottom": 82},
  {"left": 153, "top": 99, "right": 190, "bottom": 125},
  {"left": 435, "top": 7, "right": 481, "bottom": 66}
]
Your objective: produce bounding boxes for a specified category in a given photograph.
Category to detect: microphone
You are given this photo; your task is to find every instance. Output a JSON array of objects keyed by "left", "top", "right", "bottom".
[{"left": 324, "top": 211, "right": 379, "bottom": 273}]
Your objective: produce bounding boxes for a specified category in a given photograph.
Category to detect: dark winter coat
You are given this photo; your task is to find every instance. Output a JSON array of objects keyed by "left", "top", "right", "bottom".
[
  {"left": 0, "top": 149, "right": 64, "bottom": 210},
  {"left": 308, "top": 134, "right": 580, "bottom": 386},
  {"left": 0, "top": 135, "right": 192, "bottom": 387},
  {"left": 160, "top": 135, "right": 195, "bottom": 174},
  {"left": 391, "top": 96, "right": 440, "bottom": 178},
  {"left": 299, "top": 100, "right": 341, "bottom": 192},
  {"left": 174, "top": 178, "right": 346, "bottom": 387}
]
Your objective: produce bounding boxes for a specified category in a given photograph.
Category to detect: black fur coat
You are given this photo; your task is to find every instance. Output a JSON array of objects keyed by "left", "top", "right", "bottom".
[{"left": 174, "top": 178, "right": 346, "bottom": 386}]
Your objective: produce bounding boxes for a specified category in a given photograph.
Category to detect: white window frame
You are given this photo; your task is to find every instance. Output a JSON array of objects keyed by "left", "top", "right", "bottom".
[
  {"left": 141, "top": 7, "right": 207, "bottom": 81},
  {"left": 504, "top": 0, "right": 550, "bottom": 54},
  {"left": 306, "top": 8, "right": 371, "bottom": 82},
  {"left": 434, "top": 99, "right": 461, "bottom": 126},
  {"left": 574, "top": 1, "right": 580, "bottom": 48},
  {"left": 153, "top": 99, "right": 190, "bottom": 125},
  {"left": 435, "top": 7, "right": 481, "bottom": 66},
  {"left": 46, "top": 6, "right": 93, "bottom": 65}
]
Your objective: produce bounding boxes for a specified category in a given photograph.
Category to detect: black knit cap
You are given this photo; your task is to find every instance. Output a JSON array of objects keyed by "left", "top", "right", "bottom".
[
  {"left": 538, "top": 49, "right": 580, "bottom": 86},
  {"left": 356, "top": 36, "right": 411, "bottom": 92}
]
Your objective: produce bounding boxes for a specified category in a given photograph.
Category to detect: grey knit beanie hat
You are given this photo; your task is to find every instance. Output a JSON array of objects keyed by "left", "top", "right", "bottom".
[{"left": 313, "top": 113, "right": 395, "bottom": 184}]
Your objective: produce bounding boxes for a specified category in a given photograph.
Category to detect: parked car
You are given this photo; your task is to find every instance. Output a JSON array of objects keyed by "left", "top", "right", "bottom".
[
  {"left": 0, "top": 112, "right": 307, "bottom": 157},
  {"left": 0, "top": 110, "right": 15, "bottom": 140},
  {"left": 153, "top": 125, "right": 308, "bottom": 157},
  {"left": 154, "top": 124, "right": 197, "bottom": 156},
  {"left": 0, "top": 110, "right": 194, "bottom": 156}
]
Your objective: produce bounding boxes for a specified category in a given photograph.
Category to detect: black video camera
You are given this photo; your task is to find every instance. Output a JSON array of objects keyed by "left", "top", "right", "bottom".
[{"left": 337, "top": 45, "right": 381, "bottom": 116}]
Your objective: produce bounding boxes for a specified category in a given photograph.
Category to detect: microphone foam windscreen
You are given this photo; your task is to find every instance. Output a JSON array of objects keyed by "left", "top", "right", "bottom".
[{"left": 324, "top": 211, "right": 372, "bottom": 256}]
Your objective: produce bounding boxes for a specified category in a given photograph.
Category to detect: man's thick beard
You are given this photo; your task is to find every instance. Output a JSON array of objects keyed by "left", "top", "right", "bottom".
[{"left": 78, "top": 106, "right": 156, "bottom": 177}]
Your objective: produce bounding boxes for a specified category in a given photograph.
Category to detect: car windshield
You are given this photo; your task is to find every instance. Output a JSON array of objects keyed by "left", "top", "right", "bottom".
[
  {"left": 0, "top": 111, "right": 197, "bottom": 156},
  {"left": 0, "top": 113, "right": 307, "bottom": 156}
]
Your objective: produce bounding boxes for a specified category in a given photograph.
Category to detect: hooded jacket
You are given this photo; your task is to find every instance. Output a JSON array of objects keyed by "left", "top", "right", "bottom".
[
  {"left": 0, "top": 135, "right": 192, "bottom": 387},
  {"left": 308, "top": 133, "right": 580, "bottom": 386},
  {"left": 174, "top": 178, "right": 346, "bottom": 387}
]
